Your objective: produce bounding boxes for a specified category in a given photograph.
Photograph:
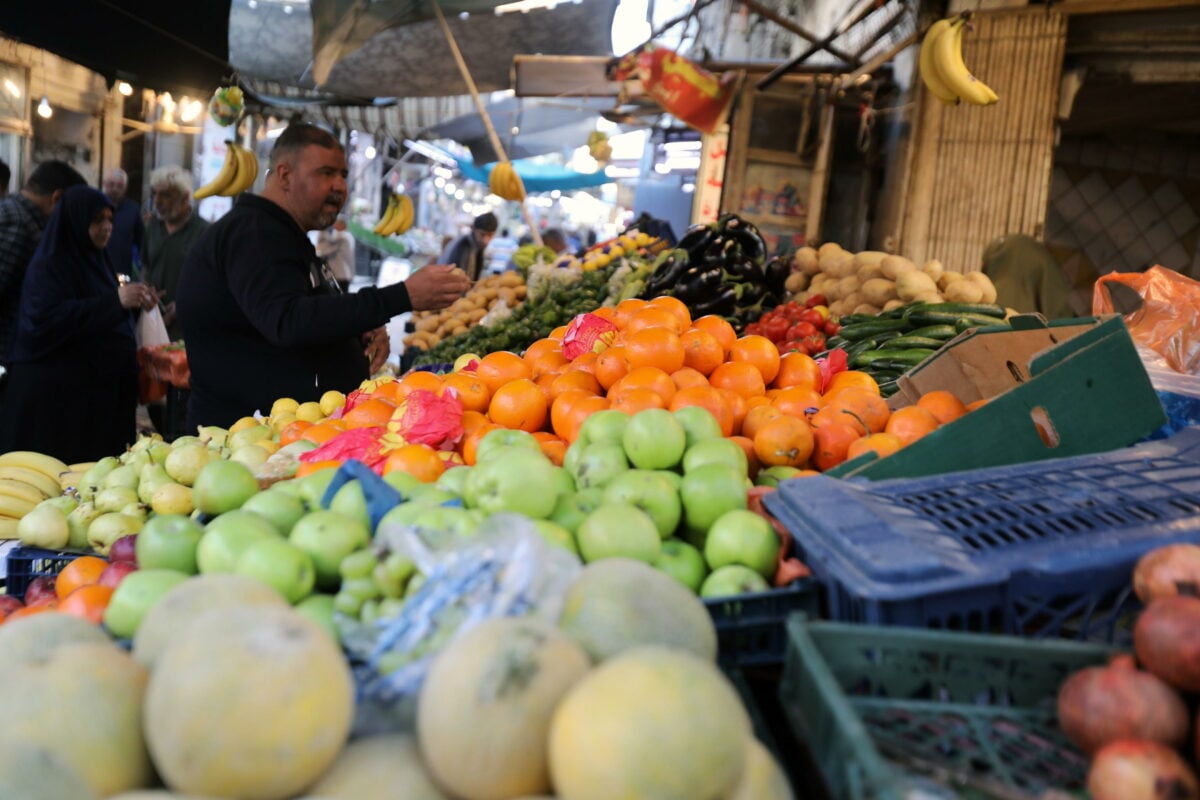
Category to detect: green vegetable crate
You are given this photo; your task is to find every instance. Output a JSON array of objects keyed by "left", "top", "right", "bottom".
[{"left": 779, "top": 614, "right": 1111, "bottom": 800}]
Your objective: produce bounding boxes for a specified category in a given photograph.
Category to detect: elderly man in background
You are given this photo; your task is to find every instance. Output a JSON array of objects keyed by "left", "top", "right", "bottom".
[
  {"left": 316, "top": 215, "right": 356, "bottom": 293},
  {"left": 142, "top": 166, "right": 210, "bottom": 341},
  {"left": 102, "top": 168, "right": 145, "bottom": 276}
]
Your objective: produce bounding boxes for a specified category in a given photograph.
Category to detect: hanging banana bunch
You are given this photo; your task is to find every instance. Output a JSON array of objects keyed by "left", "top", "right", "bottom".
[
  {"left": 373, "top": 192, "right": 415, "bottom": 237},
  {"left": 194, "top": 141, "right": 260, "bottom": 200},
  {"left": 919, "top": 15, "right": 998, "bottom": 107},
  {"left": 488, "top": 162, "right": 526, "bottom": 202}
]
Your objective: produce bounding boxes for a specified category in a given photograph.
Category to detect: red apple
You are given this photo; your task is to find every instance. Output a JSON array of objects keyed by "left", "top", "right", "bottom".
[
  {"left": 108, "top": 534, "right": 139, "bottom": 565},
  {"left": 97, "top": 560, "right": 137, "bottom": 589},
  {"left": 22, "top": 575, "right": 57, "bottom": 606},
  {"left": 0, "top": 595, "right": 24, "bottom": 621}
]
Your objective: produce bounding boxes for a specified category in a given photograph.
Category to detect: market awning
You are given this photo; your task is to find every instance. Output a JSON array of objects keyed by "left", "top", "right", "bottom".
[
  {"left": 446, "top": 149, "right": 612, "bottom": 193},
  {"left": 424, "top": 96, "right": 615, "bottom": 163}
]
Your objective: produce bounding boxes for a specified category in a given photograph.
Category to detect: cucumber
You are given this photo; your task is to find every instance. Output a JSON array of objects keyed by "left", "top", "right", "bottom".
[
  {"left": 843, "top": 338, "right": 879, "bottom": 358},
  {"left": 878, "top": 303, "right": 917, "bottom": 319},
  {"left": 905, "top": 324, "right": 958, "bottom": 340},
  {"left": 887, "top": 335, "right": 946, "bottom": 349},
  {"left": 904, "top": 302, "right": 1007, "bottom": 318},
  {"left": 872, "top": 330, "right": 905, "bottom": 344},
  {"left": 953, "top": 315, "right": 1013, "bottom": 333},
  {"left": 836, "top": 314, "right": 875, "bottom": 326},
  {"left": 906, "top": 310, "right": 1008, "bottom": 329},
  {"left": 849, "top": 348, "right": 937, "bottom": 369},
  {"left": 836, "top": 319, "right": 912, "bottom": 341}
]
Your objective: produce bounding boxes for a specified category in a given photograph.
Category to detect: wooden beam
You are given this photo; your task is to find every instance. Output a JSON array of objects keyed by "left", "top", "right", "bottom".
[{"left": 1055, "top": 0, "right": 1200, "bottom": 15}]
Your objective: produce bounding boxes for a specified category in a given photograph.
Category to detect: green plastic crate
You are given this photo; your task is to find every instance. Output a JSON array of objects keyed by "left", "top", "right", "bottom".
[{"left": 779, "top": 614, "right": 1112, "bottom": 799}]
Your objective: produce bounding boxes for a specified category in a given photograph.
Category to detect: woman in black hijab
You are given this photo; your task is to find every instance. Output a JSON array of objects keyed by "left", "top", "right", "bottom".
[{"left": 0, "top": 185, "right": 158, "bottom": 462}]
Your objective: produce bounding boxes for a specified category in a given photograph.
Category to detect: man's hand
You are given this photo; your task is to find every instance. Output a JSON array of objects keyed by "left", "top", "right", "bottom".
[
  {"left": 362, "top": 326, "right": 390, "bottom": 374},
  {"left": 162, "top": 301, "right": 177, "bottom": 328},
  {"left": 404, "top": 264, "right": 471, "bottom": 311}
]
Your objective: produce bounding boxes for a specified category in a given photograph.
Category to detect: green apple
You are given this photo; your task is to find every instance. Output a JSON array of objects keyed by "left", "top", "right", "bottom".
[
  {"left": 652, "top": 470, "right": 684, "bottom": 490},
  {"left": 654, "top": 538, "right": 708, "bottom": 592},
  {"left": 700, "top": 564, "right": 771, "bottom": 598},
  {"left": 563, "top": 441, "right": 586, "bottom": 476},
  {"left": 295, "top": 466, "right": 340, "bottom": 510},
  {"left": 136, "top": 514, "right": 204, "bottom": 574},
  {"left": 576, "top": 409, "right": 630, "bottom": 449},
  {"left": 103, "top": 464, "right": 140, "bottom": 491},
  {"left": 433, "top": 465, "right": 471, "bottom": 496},
  {"left": 569, "top": 442, "right": 629, "bottom": 491},
  {"left": 378, "top": 501, "right": 430, "bottom": 530},
  {"left": 289, "top": 510, "right": 371, "bottom": 589},
  {"left": 673, "top": 405, "right": 725, "bottom": 448},
  {"left": 384, "top": 469, "right": 423, "bottom": 498},
  {"left": 408, "top": 505, "right": 481, "bottom": 538},
  {"left": 164, "top": 443, "right": 212, "bottom": 486},
  {"left": 405, "top": 484, "right": 459, "bottom": 506},
  {"left": 195, "top": 510, "right": 282, "bottom": 573},
  {"left": 464, "top": 449, "right": 560, "bottom": 518},
  {"left": 235, "top": 538, "right": 316, "bottom": 604},
  {"left": 703, "top": 509, "right": 779, "bottom": 578},
  {"left": 682, "top": 437, "right": 748, "bottom": 476},
  {"left": 294, "top": 593, "right": 338, "bottom": 640},
  {"left": 103, "top": 568, "right": 189, "bottom": 638},
  {"left": 338, "top": 548, "right": 378, "bottom": 580},
  {"left": 193, "top": 459, "right": 260, "bottom": 515},
  {"left": 372, "top": 551, "right": 416, "bottom": 598},
  {"left": 241, "top": 489, "right": 307, "bottom": 535},
  {"left": 623, "top": 408, "right": 686, "bottom": 471},
  {"left": 549, "top": 488, "right": 606, "bottom": 534},
  {"left": 576, "top": 503, "right": 662, "bottom": 564},
  {"left": 328, "top": 481, "right": 371, "bottom": 532},
  {"left": 150, "top": 482, "right": 194, "bottom": 516},
  {"left": 87, "top": 512, "right": 143, "bottom": 555},
  {"left": 474, "top": 429, "right": 542, "bottom": 464},
  {"left": 549, "top": 465, "right": 575, "bottom": 496},
  {"left": 755, "top": 465, "right": 806, "bottom": 487},
  {"left": 66, "top": 502, "right": 100, "bottom": 549},
  {"left": 603, "top": 470, "right": 681, "bottom": 539},
  {"left": 680, "top": 462, "right": 748, "bottom": 547},
  {"left": 531, "top": 518, "right": 579, "bottom": 556}
]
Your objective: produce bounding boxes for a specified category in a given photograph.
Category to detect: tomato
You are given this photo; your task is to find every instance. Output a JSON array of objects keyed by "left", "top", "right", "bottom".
[
  {"left": 801, "top": 333, "right": 826, "bottom": 355},
  {"left": 763, "top": 317, "right": 790, "bottom": 342},
  {"left": 787, "top": 321, "right": 817, "bottom": 340},
  {"left": 804, "top": 294, "right": 827, "bottom": 309},
  {"left": 823, "top": 320, "right": 841, "bottom": 336}
]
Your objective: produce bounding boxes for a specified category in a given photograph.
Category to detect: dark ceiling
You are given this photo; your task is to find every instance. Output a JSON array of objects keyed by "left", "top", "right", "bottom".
[{"left": 0, "top": 0, "right": 233, "bottom": 95}]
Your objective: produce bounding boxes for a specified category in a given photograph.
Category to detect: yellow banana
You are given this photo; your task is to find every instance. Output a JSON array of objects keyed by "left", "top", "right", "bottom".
[
  {"left": 0, "top": 494, "right": 35, "bottom": 519},
  {"left": 931, "top": 17, "right": 998, "bottom": 106},
  {"left": 0, "top": 451, "right": 69, "bottom": 484},
  {"left": 387, "top": 194, "right": 414, "bottom": 235},
  {"left": 919, "top": 19, "right": 960, "bottom": 105},
  {"left": 0, "top": 465, "right": 62, "bottom": 498},
  {"left": 374, "top": 195, "right": 399, "bottom": 235},
  {"left": 69, "top": 461, "right": 97, "bottom": 473},
  {"left": 489, "top": 162, "right": 526, "bottom": 202},
  {"left": 0, "top": 517, "right": 18, "bottom": 539},
  {"left": 194, "top": 141, "right": 241, "bottom": 200},
  {"left": 222, "top": 143, "right": 259, "bottom": 196},
  {"left": 0, "top": 479, "right": 48, "bottom": 504},
  {"left": 58, "top": 471, "right": 85, "bottom": 491}
]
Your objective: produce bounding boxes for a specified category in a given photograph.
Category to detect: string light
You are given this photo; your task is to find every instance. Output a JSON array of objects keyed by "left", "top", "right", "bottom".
[
  {"left": 37, "top": 95, "right": 52, "bottom": 119},
  {"left": 117, "top": 81, "right": 133, "bottom": 96}
]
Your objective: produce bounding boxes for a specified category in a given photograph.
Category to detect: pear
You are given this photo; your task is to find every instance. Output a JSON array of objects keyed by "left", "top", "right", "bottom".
[
  {"left": 102, "top": 464, "right": 140, "bottom": 491},
  {"left": 164, "top": 444, "right": 212, "bottom": 487},
  {"left": 137, "top": 464, "right": 174, "bottom": 504},
  {"left": 87, "top": 512, "right": 144, "bottom": 555},
  {"left": 151, "top": 482, "right": 194, "bottom": 516},
  {"left": 197, "top": 425, "right": 229, "bottom": 448},
  {"left": 95, "top": 486, "right": 139, "bottom": 514},
  {"left": 67, "top": 502, "right": 101, "bottom": 549},
  {"left": 80, "top": 456, "right": 119, "bottom": 490},
  {"left": 17, "top": 504, "right": 70, "bottom": 549}
]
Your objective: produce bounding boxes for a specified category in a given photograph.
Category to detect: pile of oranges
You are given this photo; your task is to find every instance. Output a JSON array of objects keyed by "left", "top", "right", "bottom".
[{"left": 288, "top": 296, "right": 985, "bottom": 482}]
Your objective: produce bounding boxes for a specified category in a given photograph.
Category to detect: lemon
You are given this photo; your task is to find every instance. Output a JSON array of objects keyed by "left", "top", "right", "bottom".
[
  {"left": 295, "top": 401, "right": 323, "bottom": 423},
  {"left": 319, "top": 390, "right": 346, "bottom": 417},
  {"left": 229, "top": 416, "right": 259, "bottom": 434},
  {"left": 271, "top": 397, "right": 299, "bottom": 418},
  {"left": 270, "top": 414, "right": 297, "bottom": 434},
  {"left": 256, "top": 439, "right": 281, "bottom": 455}
]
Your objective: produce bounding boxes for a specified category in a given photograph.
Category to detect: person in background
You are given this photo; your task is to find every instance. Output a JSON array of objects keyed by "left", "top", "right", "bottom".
[
  {"left": 0, "top": 160, "right": 87, "bottom": 373},
  {"left": 176, "top": 123, "right": 470, "bottom": 429},
  {"left": 981, "top": 233, "right": 1075, "bottom": 319},
  {"left": 0, "top": 160, "right": 9, "bottom": 197},
  {"left": 486, "top": 226, "right": 518, "bottom": 274},
  {"left": 0, "top": 186, "right": 157, "bottom": 461},
  {"left": 142, "top": 166, "right": 209, "bottom": 341},
  {"left": 439, "top": 212, "right": 497, "bottom": 281},
  {"left": 102, "top": 168, "right": 145, "bottom": 277},
  {"left": 316, "top": 215, "right": 356, "bottom": 293},
  {"left": 542, "top": 228, "right": 570, "bottom": 257}
]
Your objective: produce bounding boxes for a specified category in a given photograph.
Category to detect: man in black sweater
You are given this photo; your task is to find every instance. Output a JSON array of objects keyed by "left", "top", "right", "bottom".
[{"left": 176, "top": 125, "right": 470, "bottom": 428}]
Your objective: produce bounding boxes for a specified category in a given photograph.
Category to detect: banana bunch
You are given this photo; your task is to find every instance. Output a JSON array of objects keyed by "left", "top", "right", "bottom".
[
  {"left": 373, "top": 193, "right": 415, "bottom": 236},
  {"left": 0, "top": 450, "right": 70, "bottom": 536},
  {"left": 919, "top": 15, "right": 998, "bottom": 107},
  {"left": 194, "top": 140, "right": 260, "bottom": 200},
  {"left": 489, "top": 162, "right": 526, "bottom": 202}
]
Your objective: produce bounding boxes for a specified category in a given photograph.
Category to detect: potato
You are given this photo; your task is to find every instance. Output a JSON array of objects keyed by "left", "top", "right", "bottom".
[
  {"left": 817, "top": 242, "right": 846, "bottom": 261},
  {"left": 785, "top": 272, "right": 808, "bottom": 294},
  {"left": 823, "top": 253, "right": 857, "bottom": 279},
  {"left": 809, "top": 273, "right": 833, "bottom": 294},
  {"left": 944, "top": 280, "right": 984, "bottom": 304},
  {"left": 860, "top": 278, "right": 897, "bottom": 306},
  {"left": 856, "top": 262, "right": 885, "bottom": 283},
  {"left": 842, "top": 291, "right": 864, "bottom": 311},
  {"left": 793, "top": 246, "right": 820, "bottom": 275},
  {"left": 879, "top": 255, "right": 917, "bottom": 280},
  {"left": 514, "top": 285, "right": 528, "bottom": 299},
  {"left": 835, "top": 276, "right": 861, "bottom": 299},
  {"left": 852, "top": 303, "right": 882, "bottom": 316},
  {"left": 936, "top": 271, "right": 964, "bottom": 292},
  {"left": 882, "top": 299, "right": 906, "bottom": 312},
  {"left": 852, "top": 251, "right": 889, "bottom": 268},
  {"left": 963, "top": 271, "right": 998, "bottom": 304},
  {"left": 913, "top": 292, "right": 944, "bottom": 304},
  {"left": 921, "top": 259, "right": 945, "bottom": 281},
  {"left": 828, "top": 299, "right": 850, "bottom": 317},
  {"left": 896, "top": 270, "right": 938, "bottom": 301}
]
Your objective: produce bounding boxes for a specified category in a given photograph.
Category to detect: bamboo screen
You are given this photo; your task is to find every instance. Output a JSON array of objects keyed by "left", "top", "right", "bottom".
[{"left": 902, "top": 9, "right": 1068, "bottom": 271}]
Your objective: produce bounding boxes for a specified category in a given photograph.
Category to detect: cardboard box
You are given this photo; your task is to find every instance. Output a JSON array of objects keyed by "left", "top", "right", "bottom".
[{"left": 826, "top": 314, "right": 1167, "bottom": 480}]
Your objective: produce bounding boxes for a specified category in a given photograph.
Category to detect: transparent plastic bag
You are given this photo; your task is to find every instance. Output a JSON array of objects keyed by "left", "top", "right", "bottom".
[
  {"left": 341, "top": 513, "right": 581, "bottom": 734},
  {"left": 1093, "top": 266, "right": 1200, "bottom": 375}
]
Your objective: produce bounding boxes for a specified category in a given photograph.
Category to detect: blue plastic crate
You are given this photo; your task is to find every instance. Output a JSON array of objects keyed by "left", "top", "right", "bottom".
[
  {"left": 5, "top": 547, "right": 88, "bottom": 601},
  {"left": 763, "top": 426, "right": 1200, "bottom": 644},
  {"left": 705, "top": 580, "right": 822, "bottom": 667}
]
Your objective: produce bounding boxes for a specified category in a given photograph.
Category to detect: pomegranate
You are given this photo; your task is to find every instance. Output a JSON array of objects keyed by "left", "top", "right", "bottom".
[
  {"left": 1134, "top": 544, "right": 1200, "bottom": 603},
  {"left": 1134, "top": 596, "right": 1200, "bottom": 692},
  {"left": 1088, "top": 739, "right": 1200, "bottom": 800},
  {"left": 108, "top": 534, "right": 138, "bottom": 565},
  {"left": 1057, "top": 654, "right": 1188, "bottom": 753},
  {"left": 22, "top": 575, "right": 57, "bottom": 606}
]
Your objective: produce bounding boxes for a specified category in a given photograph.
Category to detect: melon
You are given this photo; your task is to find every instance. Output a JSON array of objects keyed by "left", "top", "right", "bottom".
[
  {"left": 730, "top": 738, "right": 794, "bottom": 799},
  {"left": 0, "top": 641, "right": 152, "bottom": 796},
  {"left": 0, "top": 611, "right": 110, "bottom": 669},
  {"left": 107, "top": 793, "right": 222, "bottom": 799},
  {"left": 548, "top": 645, "right": 750, "bottom": 800},
  {"left": 0, "top": 738, "right": 97, "bottom": 800},
  {"left": 418, "top": 617, "right": 591, "bottom": 800},
  {"left": 132, "top": 573, "right": 288, "bottom": 668},
  {"left": 557, "top": 558, "right": 717, "bottom": 662},
  {"left": 143, "top": 605, "right": 354, "bottom": 800},
  {"left": 304, "top": 734, "right": 450, "bottom": 799}
]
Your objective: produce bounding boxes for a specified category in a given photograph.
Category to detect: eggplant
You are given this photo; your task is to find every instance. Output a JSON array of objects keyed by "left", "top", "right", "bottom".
[
  {"left": 722, "top": 217, "right": 766, "bottom": 265},
  {"left": 735, "top": 282, "right": 766, "bottom": 306},
  {"left": 642, "top": 250, "right": 690, "bottom": 296},
  {"left": 691, "top": 285, "right": 738, "bottom": 316},
  {"left": 673, "top": 266, "right": 724, "bottom": 302},
  {"left": 765, "top": 257, "right": 789, "bottom": 296},
  {"left": 678, "top": 224, "right": 717, "bottom": 261}
]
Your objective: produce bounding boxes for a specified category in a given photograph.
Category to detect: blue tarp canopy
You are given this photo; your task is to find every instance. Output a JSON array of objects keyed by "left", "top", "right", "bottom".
[{"left": 452, "top": 153, "right": 613, "bottom": 194}]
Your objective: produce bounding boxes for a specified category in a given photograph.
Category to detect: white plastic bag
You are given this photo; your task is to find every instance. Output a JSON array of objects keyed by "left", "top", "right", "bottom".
[{"left": 135, "top": 306, "right": 171, "bottom": 349}]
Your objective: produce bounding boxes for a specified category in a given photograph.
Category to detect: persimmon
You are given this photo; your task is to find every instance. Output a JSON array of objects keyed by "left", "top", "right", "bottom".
[{"left": 753, "top": 415, "right": 814, "bottom": 468}]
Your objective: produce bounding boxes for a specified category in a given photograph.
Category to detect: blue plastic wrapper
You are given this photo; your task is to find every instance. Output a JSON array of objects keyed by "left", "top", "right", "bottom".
[{"left": 320, "top": 459, "right": 403, "bottom": 529}]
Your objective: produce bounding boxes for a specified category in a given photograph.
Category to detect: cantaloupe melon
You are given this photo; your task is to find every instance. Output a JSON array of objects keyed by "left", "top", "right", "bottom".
[
  {"left": 0, "top": 641, "right": 152, "bottom": 796},
  {"left": 548, "top": 645, "right": 750, "bottom": 800},
  {"left": 557, "top": 558, "right": 717, "bottom": 662},
  {"left": 418, "top": 617, "right": 591, "bottom": 800},
  {"left": 143, "top": 605, "right": 354, "bottom": 800},
  {"left": 0, "top": 738, "right": 97, "bottom": 800},
  {"left": 730, "top": 738, "right": 794, "bottom": 799},
  {"left": 303, "top": 734, "right": 450, "bottom": 799},
  {"left": 0, "top": 610, "right": 110, "bottom": 669},
  {"left": 132, "top": 573, "right": 288, "bottom": 668},
  {"left": 107, "top": 792, "right": 222, "bottom": 799}
]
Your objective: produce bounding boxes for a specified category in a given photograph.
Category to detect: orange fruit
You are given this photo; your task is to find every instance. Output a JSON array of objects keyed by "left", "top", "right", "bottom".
[
  {"left": 669, "top": 385, "right": 734, "bottom": 437},
  {"left": 718, "top": 388, "right": 749, "bottom": 437},
  {"left": 680, "top": 329, "right": 725, "bottom": 376},
  {"left": 549, "top": 370, "right": 601, "bottom": 401},
  {"left": 822, "top": 387, "right": 890, "bottom": 433},
  {"left": 382, "top": 443, "right": 446, "bottom": 482},
  {"left": 613, "top": 366, "right": 676, "bottom": 405},
  {"left": 488, "top": 378, "right": 548, "bottom": 433},
  {"left": 396, "top": 370, "right": 444, "bottom": 399},
  {"left": 691, "top": 315, "right": 737, "bottom": 355},
  {"left": 623, "top": 327, "right": 685, "bottom": 374},
  {"left": 670, "top": 367, "right": 709, "bottom": 391},
  {"left": 917, "top": 390, "right": 968, "bottom": 425},
  {"left": 476, "top": 351, "right": 532, "bottom": 394},
  {"left": 729, "top": 435, "right": 760, "bottom": 478},
  {"left": 884, "top": 405, "right": 940, "bottom": 446},
  {"left": 824, "top": 370, "right": 880, "bottom": 397},
  {"left": 595, "top": 346, "right": 631, "bottom": 391},
  {"left": 811, "top": 420, "right": 865, "bottom": 472},
  {"left": 846, "top": 432, "right": 904, "bottom": 461},
  {"left": 278, "top": 419, "right": 313, "bottom": 446},
  {"left": 965, "top": 397, "right": 989, "bottom": 412},
  {"left": 551, "top": 391, "right": 610, "bottom": 442},
  {"left": 771, "top": 386, "right": 823, "bottom": 418},
  {"left": 460, "top": 409, "right": 490, "bottom": 435},
  {"left": 571, "top": 351, "right": 599, "bottom": 375},
  {"left": 56, "top": 556, "right": 109, "bottom": 600},
  {"left": 342, "top": 397, "right": 396, "bottom": 429},
  {"left": 774, "top": 352, "right": 823, "bottom": 391},
  {"left": 7, "top": 602, "right": 57, "bottom": 621},
  {"left": 625, "top": 306, "right": 683, "bottom": 335},
  {"left": 609, "top": 387, "right": 667, "bottom": 415},
  {"left": 525, "top": 347, "right": 569, "bottom": 378},
  {"left": 59, "top": 584, "right": 114, "bottom": 624},
  {"left": 523, "top": 338, "right": 564, "bottom": 366},
  {"left": 647, "top": 295, "right": 692, "bottom": 331},
  {"left": 612, "top": 298, "right": 648, "bottom": 330},
  {"left": 295, "top": 459, "right": 342, "bottom": 478},
  {"left": 753, "top": 415, "right": 815, "bottom": 468},
  {"left": 442, "top": 372, "right": 492, "bottom": 414},
  {"left": 300, "top": 419, "right": 346, "bottom": 445},
  {"left": 533, "top": 432, "right": 568, "bottom": 466},
  {"left": 709, "top": 361, "right": 766, "bottom": 399},
  {"left": 730, "top": 335, "right": 781, "bottom": 384},
  {"left": 461, "top": 422, "right": 500, "bottom": 466},
  {"left": 590, "top": 306, "right": 618, "bottom": 323},
  {"left": 742, "top": 404, "right": 785, "bottom": 440},
  {"left": 549, "top": 325, "right": 569, "bottom": 340}
]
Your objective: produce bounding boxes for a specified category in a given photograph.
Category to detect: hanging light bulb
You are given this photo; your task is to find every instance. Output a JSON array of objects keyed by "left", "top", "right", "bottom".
[
  {"left": 117, "top": 81, "right": 133, "bottom": 96},
  {"left": 36, "top": 95, "right": 52, "bottom": 119}
]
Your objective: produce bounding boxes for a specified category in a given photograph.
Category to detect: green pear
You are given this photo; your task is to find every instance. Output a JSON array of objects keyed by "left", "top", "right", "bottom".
[
  {"left": 137, "top": 464, "right": 174, "bottom": 504},
  {"left": 102, "top": 464, "right": 140, "bottom": 492},
  {"left": 17, "top": 504, "right": 69, "bottom": 549},
  {"left": 66, "top": 502, "right": 101, "bottom": 548}
]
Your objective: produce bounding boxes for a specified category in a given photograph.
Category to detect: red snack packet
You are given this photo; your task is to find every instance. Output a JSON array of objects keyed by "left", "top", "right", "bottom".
[
  {"left": 612, "top": 44, "right": 736, "bottom": 135},
  {"left": 816, "top": 348, "right": 849, "bottom": 394},
  {"left": 561, "top": 313, "right": 618, "bottom": 360},
  {"left": 386, "top": 388, "right": 464, "bottom": 451},
  {"left": 299, "top": 427, "right": 388, "bottom": 471}
]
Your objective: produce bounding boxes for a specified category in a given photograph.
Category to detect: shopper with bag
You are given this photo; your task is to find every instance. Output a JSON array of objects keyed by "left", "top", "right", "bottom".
[{"left": 0, "top": 185, "right": 157, "bottom": 462}]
